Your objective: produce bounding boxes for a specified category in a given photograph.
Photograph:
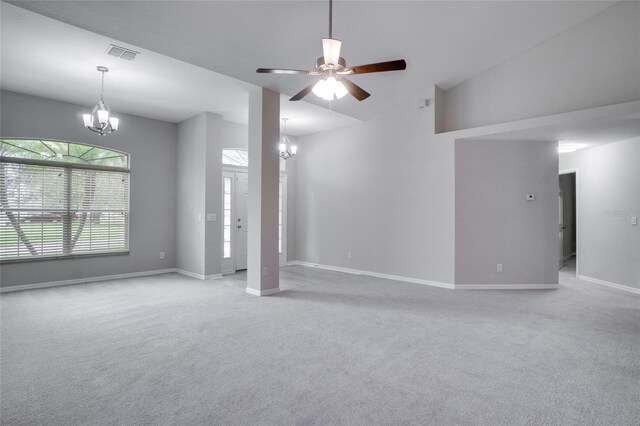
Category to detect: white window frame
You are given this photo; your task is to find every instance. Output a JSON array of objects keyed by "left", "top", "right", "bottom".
[{"left": 0, "top": 139, "right": 130, "bottom": 262}]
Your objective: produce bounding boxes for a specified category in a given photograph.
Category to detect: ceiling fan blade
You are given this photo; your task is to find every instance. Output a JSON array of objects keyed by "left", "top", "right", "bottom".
[
  {"left": 289, "top": 83, "right": 316, "bottom": 101},
  {"left": 341, "top": 78, "right": 370, "bottom": 101},
  {"left": 256, "top": 68, "right": 313, "bottom": 75},
  {"left": 342, "top": 59, "right": 407, "bottom": 75}
]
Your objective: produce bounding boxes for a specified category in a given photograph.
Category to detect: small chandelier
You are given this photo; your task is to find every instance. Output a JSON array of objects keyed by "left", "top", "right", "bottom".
[
  {"left": 82, "top": 66, "right": 119, "bottom": 136},
  {"left": 279, "top": 118, "right": 297, "bottom": 160}
]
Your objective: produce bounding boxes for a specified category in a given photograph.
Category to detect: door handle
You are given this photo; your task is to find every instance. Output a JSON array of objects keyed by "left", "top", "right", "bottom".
[
  {"left": 561, "top": 226, "right": 567, "bottom": 230},
  {"left": 237, "top": 225, "right": 242, "bottom": 229}
]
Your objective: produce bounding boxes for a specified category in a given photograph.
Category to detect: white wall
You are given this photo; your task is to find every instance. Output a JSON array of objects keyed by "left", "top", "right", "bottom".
[
  {"left": 294, "top": 96, "right": 455, "bottom": 284},
  {"left": 560, "top": 138, "right": 640, "bottom": 289},
  {"left": 0, "top": 90, "right": 177, "bottom": 287},
  {"left": 444, "top": 2, "right": 640, "bottom": 131},
  {"left": 455, "top": 140, "right": 559, "bottom": 285}
]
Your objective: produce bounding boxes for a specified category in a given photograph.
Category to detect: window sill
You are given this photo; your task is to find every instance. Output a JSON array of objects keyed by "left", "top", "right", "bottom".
[{"left": 0, "top": 251, "right": 130, "bottom": 264}]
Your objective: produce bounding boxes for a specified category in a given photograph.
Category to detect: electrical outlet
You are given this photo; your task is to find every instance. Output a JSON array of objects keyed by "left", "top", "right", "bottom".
[
  {"left": 160, "top": 252, "right": 165, "bottom": 259},
  {"left": 348, "top": 251, "right": 352, "bottom": 259},
  {"left": 262, "top": 267, "right": 268, "bottom": 277},
  {"left": 497, "top": 264, "right": 503, "bottom": 273}
]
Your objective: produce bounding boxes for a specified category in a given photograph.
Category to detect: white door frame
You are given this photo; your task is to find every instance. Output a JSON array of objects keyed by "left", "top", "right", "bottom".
[
  {"left": 222, "top": 169, "right": 238, "bottom": 274},
  {"left": 559, "top": 168, "right": 579, "bottom": 277}
]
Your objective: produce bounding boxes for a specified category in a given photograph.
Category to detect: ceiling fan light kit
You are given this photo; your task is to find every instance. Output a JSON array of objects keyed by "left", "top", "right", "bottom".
[{"left": 257, "top": 0, "right": 406, "bottom": 102}]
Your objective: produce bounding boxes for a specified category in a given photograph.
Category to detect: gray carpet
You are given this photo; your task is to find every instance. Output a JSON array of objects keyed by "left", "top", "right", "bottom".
[{"left": 1, "top": 264, "right": 639, "bottom": 425}]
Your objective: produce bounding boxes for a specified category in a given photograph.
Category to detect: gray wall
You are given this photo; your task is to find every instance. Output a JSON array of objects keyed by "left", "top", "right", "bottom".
[
  {"left": 294, "top": 96, "right": 455, "bottom": 284},
  {"left": 444, "top": 2, "right": 640, "bottom": 131},
  {"left": 559, "top": 173, "right": 576, "bottom": 259},
  {"left": 0, "top": 90, "right": 177, "bottom": 287},
  {"left": 559, "top": 138, "right": 640, "bottom": 289},
  {"left": 285, "top": 154, "right": 297, "bottom": 262},
  {"left": 204, "top": 113, "right": 224, "bottom": 277},
  {"left": 176, "top": 113, "right": 207, "bottom": 276},
  {"left": 455, "top": 140, "right": 559, "bottom": 285},
  {"left": 177, "top": 112, "right": 257, "bottom": 277}
]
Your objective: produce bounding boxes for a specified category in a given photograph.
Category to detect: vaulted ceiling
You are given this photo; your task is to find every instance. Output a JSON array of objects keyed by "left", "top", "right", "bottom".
[{"left": 2, "top": 1, "right": 616, "bottom": 134}]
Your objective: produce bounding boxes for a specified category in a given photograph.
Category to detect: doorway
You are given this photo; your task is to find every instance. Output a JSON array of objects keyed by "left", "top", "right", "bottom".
[
  {"left": 559, "top": 171, "right": 576, "bottom": 272},
  {"left": 222, "top": 169, "right": 287, "bottom": 274}
]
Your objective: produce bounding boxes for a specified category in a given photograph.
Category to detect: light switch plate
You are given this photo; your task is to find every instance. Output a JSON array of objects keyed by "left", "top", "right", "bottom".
[
  {"left": 632, "top": 216, "right": 638, "bottom": 226},
  {"left": 206, "top": 213, "right": 216, "bottom": 222}
]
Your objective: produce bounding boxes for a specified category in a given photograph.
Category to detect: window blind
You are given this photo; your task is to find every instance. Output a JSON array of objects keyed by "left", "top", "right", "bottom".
[{"left": 0, "top": 161, "right": 129, "bottom": 261}]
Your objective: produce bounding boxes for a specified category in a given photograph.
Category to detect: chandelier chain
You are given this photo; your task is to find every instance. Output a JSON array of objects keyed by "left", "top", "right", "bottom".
[{"left": 100, "top": 70, "right": 105, "bottom": 101}]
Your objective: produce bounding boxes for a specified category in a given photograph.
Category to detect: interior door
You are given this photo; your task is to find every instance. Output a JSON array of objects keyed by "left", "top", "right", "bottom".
[
  {"left": 235, "top": 172, "right": 249, "bottom": 270},
  {"left": 559, "top": 188, "right": 564, "bottom": 269}
]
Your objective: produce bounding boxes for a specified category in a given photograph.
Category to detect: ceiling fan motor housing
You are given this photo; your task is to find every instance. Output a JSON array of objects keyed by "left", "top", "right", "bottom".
[{"left": 316, "top": 56, "right": 346, "bottom": 73}]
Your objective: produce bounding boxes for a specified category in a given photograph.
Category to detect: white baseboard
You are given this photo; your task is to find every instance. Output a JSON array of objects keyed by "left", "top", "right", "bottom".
[
  {"left": 175, "top": 269, "right": 204, "bottom": 280},
  {"left": 455, "top": 284, "right": 559, "bottom": 290},
  {"left": 246, "top": 287, "right": 280, "bottom": 296},
  {"left": 0, "top": 269, "right": 177, "bottom": 293},
  {"left": 289, "top": 261, "right": 455, "bottom": 290},
  {"left": 175, "top": 269, "right": 222, "bottom": 280},
  {"left": 289, "top": 261, "right": 561, "bottom": 291},
  {"left": 577, "top": 275, "right": 640, "bottom": 295}
]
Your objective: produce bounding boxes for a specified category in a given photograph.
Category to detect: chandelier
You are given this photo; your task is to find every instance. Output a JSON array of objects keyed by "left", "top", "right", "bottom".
[
  {"left": 279, "top": 118, "right": 297, "bottom": 160},
  {"left": 82, "top": 66, "right": 119, "bottom": 136}
]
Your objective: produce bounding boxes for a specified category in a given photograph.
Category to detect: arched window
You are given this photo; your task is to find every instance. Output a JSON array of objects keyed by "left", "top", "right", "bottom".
[
  {"left": 0, "top": 138, "right": 130, "bottom": 261},
  {"left": 222, "top": 149, "right": 248, "bottom": 167}
]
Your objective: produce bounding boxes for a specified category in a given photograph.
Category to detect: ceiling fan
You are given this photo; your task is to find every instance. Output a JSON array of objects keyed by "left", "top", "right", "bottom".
[{"left": 256, "top": 0, "right": 406, "bottom": 102}]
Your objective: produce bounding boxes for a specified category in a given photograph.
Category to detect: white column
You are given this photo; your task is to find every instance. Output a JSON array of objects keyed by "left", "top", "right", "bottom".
[{"left": 247, "top": 88, "right": 280, "bottom": 296}]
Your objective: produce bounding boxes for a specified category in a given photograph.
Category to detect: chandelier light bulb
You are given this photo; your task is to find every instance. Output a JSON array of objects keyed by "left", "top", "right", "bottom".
[
  {"left": 97, "top": 108, "right": 109, "bottom": 125},
  {"left": 82, "top": 114, "right": 93, "bottom": 127}
]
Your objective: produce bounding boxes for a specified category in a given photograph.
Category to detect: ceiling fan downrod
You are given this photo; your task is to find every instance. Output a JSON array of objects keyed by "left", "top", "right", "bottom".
[{"left": 329, "top": 0, "right": 333, "bottom": 39}]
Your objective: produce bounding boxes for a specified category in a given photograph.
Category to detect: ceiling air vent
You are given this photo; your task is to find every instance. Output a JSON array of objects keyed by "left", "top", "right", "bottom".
[{"left": 106, "top": 44, "right": 140, "bottom": 61}]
